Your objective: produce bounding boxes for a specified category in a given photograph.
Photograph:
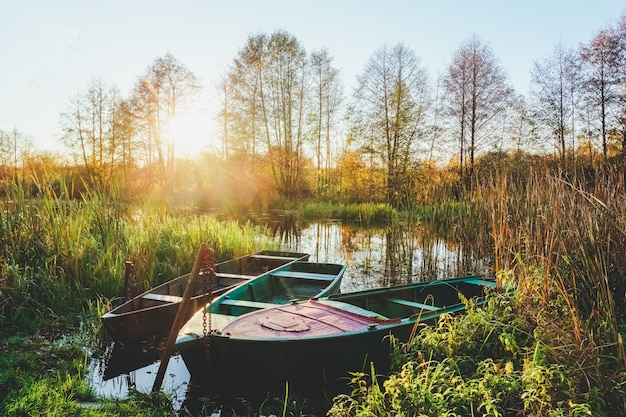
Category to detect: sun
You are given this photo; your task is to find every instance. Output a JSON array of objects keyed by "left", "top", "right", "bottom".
[{"left": 167, "top": 110, "right": 214, "bottom": 157}]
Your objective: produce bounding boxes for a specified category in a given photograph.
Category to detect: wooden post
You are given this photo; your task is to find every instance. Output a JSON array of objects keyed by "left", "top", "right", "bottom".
[
  {"left": 152, "top": 243, "right": 215, "bottom": 393},
  {"left": 123, "top": 261, "right": 134, "bottom": 301}
]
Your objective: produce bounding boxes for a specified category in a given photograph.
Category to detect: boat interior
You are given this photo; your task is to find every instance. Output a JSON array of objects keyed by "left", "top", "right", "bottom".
[
  {"left": 214, "top": 262, "right": 345, "bottom": 316},
  {"left": 327, "top": 277, "right": 495, "bottom": 320},
  {"left": 112, "top": 252, "right": 310, "bottom": 313}
]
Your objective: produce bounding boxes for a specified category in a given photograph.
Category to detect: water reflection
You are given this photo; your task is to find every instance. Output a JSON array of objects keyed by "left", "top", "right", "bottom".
[
  {"left": 90, "top": 217, "right": 491, "bottom": 412},
  {"left": 267, "top": 217, "right": 490, "bottom": 292},
  {"left": 89, "top": 342, "right": 190, "bottom": 408}
]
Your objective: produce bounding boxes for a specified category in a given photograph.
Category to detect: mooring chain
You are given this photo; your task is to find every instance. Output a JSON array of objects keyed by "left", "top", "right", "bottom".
[{"left": 200, "top": 251, "right": 216, "bottom": 366}]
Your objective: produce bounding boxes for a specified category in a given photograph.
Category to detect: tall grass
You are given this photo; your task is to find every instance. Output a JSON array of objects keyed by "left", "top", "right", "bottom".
[
  {"left": 329, "top": 168, "right": 626, "bottom": 415},
  {"left": 475, "top": 171, "right": 625, "bottom": 370},
  {"left": 0, "top": 179, "right": 279, "bottom": 333}
]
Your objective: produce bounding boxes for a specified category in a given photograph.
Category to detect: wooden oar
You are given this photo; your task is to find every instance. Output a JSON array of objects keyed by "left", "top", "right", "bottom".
[{"left": 152, "top": 243, "right": 215, "bottom": 393}]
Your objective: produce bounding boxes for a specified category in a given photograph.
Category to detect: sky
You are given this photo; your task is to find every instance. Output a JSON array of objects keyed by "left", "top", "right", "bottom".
[{"left": 2, "top": 0, "right": 626, "bottom": 155}]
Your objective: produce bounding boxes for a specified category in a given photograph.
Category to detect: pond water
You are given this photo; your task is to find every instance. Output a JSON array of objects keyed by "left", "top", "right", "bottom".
[{"left": 88, "top": 218, "right": 491, "bottom": 413}]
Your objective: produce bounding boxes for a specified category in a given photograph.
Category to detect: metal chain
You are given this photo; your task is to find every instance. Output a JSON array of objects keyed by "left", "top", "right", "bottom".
[{"left": 200, "top": 252, "right": 215, "bottom": 367}]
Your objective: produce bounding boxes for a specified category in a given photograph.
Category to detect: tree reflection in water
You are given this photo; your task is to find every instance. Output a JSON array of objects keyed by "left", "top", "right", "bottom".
[{"left": 263, "top": 215, "right": 492, "bottom": 293}]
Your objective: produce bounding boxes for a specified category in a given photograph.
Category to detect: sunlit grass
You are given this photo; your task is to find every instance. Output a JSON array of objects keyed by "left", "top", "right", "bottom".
[
  {"left": 0, "top": 179, "right": 279, "bottom": 333},
  {"left": 298, "top": 202, "right": 396, "bottom": 223}
]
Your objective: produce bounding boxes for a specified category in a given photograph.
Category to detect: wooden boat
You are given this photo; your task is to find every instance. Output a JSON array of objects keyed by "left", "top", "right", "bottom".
[
  {"left": 175, "top": 276, "right": 496, "bottom": 393},
  {"left": 176, "top": 260, "right": 345, "bottom": 338},
  {"left": 101, "top": 250, "right": 309, "bottom": 345}
]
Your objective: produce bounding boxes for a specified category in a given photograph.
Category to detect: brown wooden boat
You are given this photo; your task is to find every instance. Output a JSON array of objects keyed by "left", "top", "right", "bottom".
[{"left": 101, "top": 250, "right": 309, "bottom": 346}]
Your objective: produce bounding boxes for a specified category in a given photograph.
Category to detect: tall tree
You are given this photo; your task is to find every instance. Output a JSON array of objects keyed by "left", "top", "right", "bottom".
[
  {"left": 443, "top": 35, "right": 513, "bottom": 184},
  {"left": 59, "top": 78, "right": 121, "bottom": 185},
  {"left": 226, "top": 30, "right": 310, "bottom": 198},
  {"left": 530, "top": 42, "right": 579, "bottom": 169},
  {"left": 112, "top": 98, "right": 138, "bottom": 171},
  {"left": 223, "top": 33, "right": 268, "bottom": 158},
  {"left": 580, "top": 27, "right": 623, "bottom": 160},
  {"left": 263, "top": 31, "right": 309, "bottom": 198},
  {"left": 310, "top": 48, "right": 343, "bottom": 196},
  {"left": 131, "top": 53, "right": 200, "bottom": 185},
  {"left": 613, "top": 12, "right": 626, "bottom": 190},
  {"left": 508, "top": 95, "right": 540, "bottom": 153},
  {"left": 0, "top": 128, "right": 32, "bottom": 178},
  {"left": 217, "top": 75, "right": 232, "bottom": 159},
  {"left": 352, "top": 43, "right": 431, "bottom": 209}
]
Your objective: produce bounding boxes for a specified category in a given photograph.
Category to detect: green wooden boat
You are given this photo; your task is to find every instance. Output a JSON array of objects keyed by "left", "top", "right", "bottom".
[
  {"left": 176, "top": 260, "right": 346, "bottom": 341},
  {"left": 176, "top": 276, "right": 495, "bottom": 393},
  {"left": 101, "top": 250, "right": 309, "bottom": 346}
]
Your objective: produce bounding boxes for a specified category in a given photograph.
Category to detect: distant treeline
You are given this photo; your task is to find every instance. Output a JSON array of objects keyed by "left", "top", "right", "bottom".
[{"left": 4, "top": 13, "right": 626, "bottom": 207}]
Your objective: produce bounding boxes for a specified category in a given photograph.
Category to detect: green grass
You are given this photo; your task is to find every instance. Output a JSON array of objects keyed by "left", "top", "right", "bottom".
[
  {"left": 0, "top": 179, "right": 279, "bottom": 333},
  {"left": 0, "top": 335, "right": 95, "bottom": 416},
  {"left": 329, "top": 285, "right": 624, "bottom": 416},
  {"left": 0, "top": 334, "right": 179, "bottom": 416},
  {"left": 298, "top": 202, "right": 396, "bottom": 223}
]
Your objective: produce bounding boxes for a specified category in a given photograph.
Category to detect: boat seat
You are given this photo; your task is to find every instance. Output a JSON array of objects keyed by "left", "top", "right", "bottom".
[
  {"left": 463, "top": 278, "right": 497, "bottom": 288},
  {"left": 271, "top": 270, "right": 337, "bottom": 281},
  {"left": 214, "top": 272, "right": 256, "bottom": 279},
  {"left": 387, "top": 298, "right": 441, "bottom": 311},
  {"left": 142, "top": 293, "right": 184, "bottom": 303},
  {"left": 220, "top": 299, "right": 277, "bottom": 310},
  {"left": 250, "top": 254, "right": 302, "bottom": 260}
]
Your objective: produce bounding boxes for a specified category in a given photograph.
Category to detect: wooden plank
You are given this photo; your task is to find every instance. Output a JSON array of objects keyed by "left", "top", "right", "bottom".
[
  {"left": 463, "top": 278, "right": 497, "bottom": 287},
  {"left": 143, "top": 293, "right": 184, "bottom": 303},
  {"left": 250, "top": 254, "right": 304, "bottom": 260},
  {"left": 387, "top": 298, "right": 440, "bottom": 311},
  {"left": 214, "top": 272, "right": 256, "bottom": 279},
  {"left": 221, "top": 299, "right": 277, "bottom": 309},
  {"left": 271, "top": 270, "right": 336, "bottom": 281}
]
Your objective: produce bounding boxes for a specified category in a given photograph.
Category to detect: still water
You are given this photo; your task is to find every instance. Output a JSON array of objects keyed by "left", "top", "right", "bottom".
[{"left": 88, "top": 218, "right": 491, "bottom": 411}]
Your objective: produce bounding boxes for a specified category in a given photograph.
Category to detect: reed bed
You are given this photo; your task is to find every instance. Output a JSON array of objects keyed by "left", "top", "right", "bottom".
[
  {"left": 476, "top": 171, "right": 625, "bottom": 366},
  {"left": 329, "top": 168, "right": 626, "bottom": 416}
]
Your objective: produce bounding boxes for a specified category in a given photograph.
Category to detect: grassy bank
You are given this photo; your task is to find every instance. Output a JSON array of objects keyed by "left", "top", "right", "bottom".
[
  {"left": 329, "top": 284, "right": 625, "bottom": 416},
  {"left": 297, "top": 201, "right": 396, "bottom": 223}
]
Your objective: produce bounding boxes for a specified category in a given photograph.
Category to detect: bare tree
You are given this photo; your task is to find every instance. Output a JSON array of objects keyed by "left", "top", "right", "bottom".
[
  {"left": 612, "top": 12, "right": 626, "bottom": 189},
  {"left": 217, "top": 75, "right": 232, "bottom": 159},
  {"left": 262, "top": 31, "right": 309, "bottom": 198},
  {"left": 0, "top": 128, "right": 32, "bottom": 179},
  {"left": 508, "top": 95, "right": 540, "bottom": 153},
  {"left": 59, "top": 78, "right": 121, "bottom": 185},
  {"left": 112, "top": 98, "right": 138, "bottom": 171},
  {"left": 226, "top": 30, "right": 310, "bottom": 199},
  {"left": 580, "top": 27, "right": 623, "bottom": 160},
  {"left": 530, "top": 42, "right": 579, "bottom": 169},
  {"left": 223, "top": 34, "right": 268, "bottom": 158},
  {"left": 352, "top": 43, "right": 431, "bottom": 209},
  {"left": 310, "top": 47, "right": 343, "bottom": 196},
  {"left": 443, "top": 35, "right": 513, "bottom": 184},
  {"left": 131, "top": 53, "right": 200, "bottom": 185}
]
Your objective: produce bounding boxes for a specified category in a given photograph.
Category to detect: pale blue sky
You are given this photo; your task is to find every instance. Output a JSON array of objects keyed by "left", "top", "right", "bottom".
[{"left": 2, "top": 0, "right": 625, "bottom": 153}]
